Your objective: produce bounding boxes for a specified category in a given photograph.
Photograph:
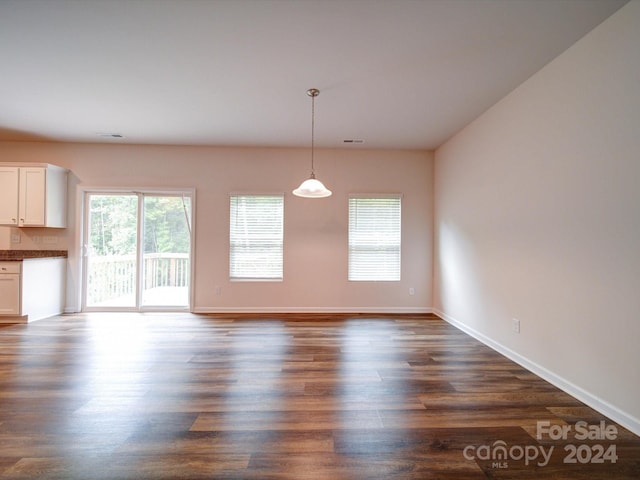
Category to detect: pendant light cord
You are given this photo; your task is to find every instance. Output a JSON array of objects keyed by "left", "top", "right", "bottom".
[{"left": 310, "top": 91, "right": 316, "bottom": 178}]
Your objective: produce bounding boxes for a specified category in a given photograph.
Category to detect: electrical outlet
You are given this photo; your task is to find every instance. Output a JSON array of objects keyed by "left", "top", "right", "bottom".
[
  {"left": 10, "top": 233, "right": 21, "bottom": 244},
  {"left": 409, "top": 287, "right": 415, "bottom": 296},
  {"left": 513, "top": 318, "right": 521, "bottom": 334},
  {"left": 215, "top": 286, "right": 222, "bottom": 296}
]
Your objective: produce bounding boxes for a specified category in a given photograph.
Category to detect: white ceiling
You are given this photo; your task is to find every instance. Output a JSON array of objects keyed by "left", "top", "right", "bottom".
[{"left": 0, "top": 0, "right": 627, "bottom": 150}]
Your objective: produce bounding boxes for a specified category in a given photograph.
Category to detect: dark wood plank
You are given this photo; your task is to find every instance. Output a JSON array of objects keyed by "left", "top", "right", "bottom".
[{"left": 0, "top": 312, "right": 638, "bottom": 479}]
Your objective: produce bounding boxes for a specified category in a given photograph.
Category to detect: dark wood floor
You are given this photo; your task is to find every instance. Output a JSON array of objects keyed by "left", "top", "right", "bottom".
[{"left": 0, "top": 312, "right": 638, "bottom": 479}]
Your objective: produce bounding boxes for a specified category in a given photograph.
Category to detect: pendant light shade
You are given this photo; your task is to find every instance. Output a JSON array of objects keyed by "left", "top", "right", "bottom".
[
  {"left": 293, "top": 88, "right": 332, "bottom": 198},
  {"left": 293, "top": 174, "right": 332, "bottom": 198}
]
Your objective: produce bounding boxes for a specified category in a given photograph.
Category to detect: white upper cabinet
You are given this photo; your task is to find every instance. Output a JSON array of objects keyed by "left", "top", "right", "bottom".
[
  {"left": 0, "top": 164, "right": 68, "bottom": 228},
  {"left": 0, "top": 168, "right": 20, "bottom": 226}
]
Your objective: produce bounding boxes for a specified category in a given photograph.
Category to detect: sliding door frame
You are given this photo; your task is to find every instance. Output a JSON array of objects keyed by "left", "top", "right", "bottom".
[{"left": 77, "top": 186, "right": 196, "bottom": 313}]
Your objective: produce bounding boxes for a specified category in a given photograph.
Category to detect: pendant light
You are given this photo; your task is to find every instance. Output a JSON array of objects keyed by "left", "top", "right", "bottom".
[{"left": 293, "top": 88, "right": 332, "bottom": 198}]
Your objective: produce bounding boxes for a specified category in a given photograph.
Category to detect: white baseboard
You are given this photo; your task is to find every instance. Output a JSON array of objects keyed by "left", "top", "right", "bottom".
[
  {"left": 193, "top": 306, "right": 433, "bottom": 315},
  {"left": 63, "top": 306, "right": 433, "bottom": 315},
  {"left": 433, "top": 308, "right": 640, "bottom": 437}
]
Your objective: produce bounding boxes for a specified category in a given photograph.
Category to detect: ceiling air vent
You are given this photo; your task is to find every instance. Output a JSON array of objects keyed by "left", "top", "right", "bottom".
[{"left": 97, "top": 133, "right": 125, "bottom": 139}]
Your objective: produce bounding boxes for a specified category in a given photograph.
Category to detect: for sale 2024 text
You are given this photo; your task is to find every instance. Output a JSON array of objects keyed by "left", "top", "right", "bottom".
[{"left": 537, "top": 420, "right": 618, "bottom": 465}]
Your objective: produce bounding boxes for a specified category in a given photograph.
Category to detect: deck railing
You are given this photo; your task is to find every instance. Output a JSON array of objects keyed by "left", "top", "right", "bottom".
[{"left": 88, "top": 253, "right": 189, "bottom": 304}]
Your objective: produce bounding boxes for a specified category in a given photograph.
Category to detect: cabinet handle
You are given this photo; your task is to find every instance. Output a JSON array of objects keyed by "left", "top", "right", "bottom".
[{"left": 12, "top": 218, "right": 17, "bottom": 223}]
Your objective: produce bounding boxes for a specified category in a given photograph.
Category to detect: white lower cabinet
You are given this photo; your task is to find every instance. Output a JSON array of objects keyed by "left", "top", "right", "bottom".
[
  {"left": 0, "top": 258, "right": 66, "bottom": 322},
  {"left": 0, "top": 263, "right": 21, "bottom": 315}
]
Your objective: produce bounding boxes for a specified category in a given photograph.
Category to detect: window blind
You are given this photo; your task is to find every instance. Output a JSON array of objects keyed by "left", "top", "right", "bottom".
[
  {"left": 348, "top": 196, "right": 401, "bottom": 281},
  {"left": 229, "top": 195, "right": 284, "bottom": 280}
]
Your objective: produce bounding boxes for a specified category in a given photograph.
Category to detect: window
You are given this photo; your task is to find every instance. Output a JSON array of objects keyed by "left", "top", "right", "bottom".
[
  {"left": 230, "top": 195, "right": 284, "bottom": 280},
  {"left": 348, "top": 195, "right": 401, "bottom": 281}
]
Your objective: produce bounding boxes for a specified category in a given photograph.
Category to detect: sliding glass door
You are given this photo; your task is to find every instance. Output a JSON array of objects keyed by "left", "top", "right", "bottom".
[
  {"left": 83, "top": 191, "right": 192, "bottom": 311},
  {"left": 140, "top": 195, "right": 191, "bottom": 307}
]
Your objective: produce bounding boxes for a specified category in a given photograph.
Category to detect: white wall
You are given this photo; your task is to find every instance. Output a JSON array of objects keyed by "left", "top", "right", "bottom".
[
  {"left": 434, "top": 1, "right": 640, "bottom": 433},
  {"left": 0, "top": 143, "right": 433, "bottom": 313}
]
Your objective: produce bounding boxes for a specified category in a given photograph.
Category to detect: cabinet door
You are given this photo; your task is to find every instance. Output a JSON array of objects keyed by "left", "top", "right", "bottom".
[
  {"left": 18, "top": 167, "right": 46, "bottom": 226},
  {"left": 0, "top": 167, "right": 19, "bottom": 225},
  {"left": 0, "top": 274, "right": 21, "bottom": 315}
]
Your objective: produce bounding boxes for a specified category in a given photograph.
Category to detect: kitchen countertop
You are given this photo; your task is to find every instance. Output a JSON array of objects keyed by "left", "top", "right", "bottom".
[{"left": 0, "top": 250, "right": 68, "bottom": 261}]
